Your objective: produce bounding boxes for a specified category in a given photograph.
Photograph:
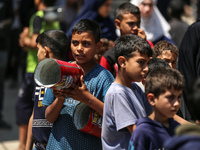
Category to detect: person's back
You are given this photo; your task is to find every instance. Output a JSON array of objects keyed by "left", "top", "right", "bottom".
[
  {"left": 129, "top": 67, "right": 185, "bottom": 150},
  {"left": 100, "top": 2, "right": 153, "bottom": 77},
  {"left": 164, "top": 77, "right": 200, "bottom": 150},
  {"left": 102, "top": 34, "right": 153, "bottom": 150}
]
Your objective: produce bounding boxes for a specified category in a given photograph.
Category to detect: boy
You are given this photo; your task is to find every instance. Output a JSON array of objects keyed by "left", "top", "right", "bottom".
[
  {"left": 17, "top": 0, "right": 60, "bottom": 149},
  {"left": 25, "top": 30, "right": 68, "bottom": 150},
  {"left": 42, "top": 19, "right": 114, "bottom": 149},
  {"left": 129, "top": 67, "right": 185, "bottom": 150},
  {"left": 101, "top": 34, "right": 153, "bottom": 150},
  {"left": 100, "top": 2, "right": 153, "bottom": 77},
  {"left": 153, "top": 40, "right": 178, "bottom": 69},
  {"left": 164, "top": 77, "right": 200, "bottom": 150}
]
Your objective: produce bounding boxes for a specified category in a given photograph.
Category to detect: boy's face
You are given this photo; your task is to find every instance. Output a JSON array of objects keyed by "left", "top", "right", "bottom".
[
  {"left": 157, "top": 50, "right": 177, "bottom": 69},
  {"left": 123, "top": 51, "right": 150, "bottom": 82},
  {"left": 115, "top": 13, "right": 140, "bottom": 36},
  {"left": 139, "top": 0, "right": 154, "bottom": 18},
  {"left": 71, "top": 32, "right": 100, "bottom": 67},
  {"left": 152, "top": 88, "right": 182, "bottom": 119}
]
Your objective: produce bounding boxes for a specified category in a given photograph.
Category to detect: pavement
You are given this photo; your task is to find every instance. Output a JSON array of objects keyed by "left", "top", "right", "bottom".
[{"left": 0, "top": 79, "right": 21, "bottom": 150}]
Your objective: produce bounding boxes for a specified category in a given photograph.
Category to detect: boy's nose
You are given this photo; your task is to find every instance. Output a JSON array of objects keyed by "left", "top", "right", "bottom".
[{"left": 77, "top": 44, "right": 83, "bottom": 51}]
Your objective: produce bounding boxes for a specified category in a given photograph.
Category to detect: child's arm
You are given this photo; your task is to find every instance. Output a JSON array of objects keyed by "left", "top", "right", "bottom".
[
  {"left": 45, "top": 92, "right": 65, "bottom": 123},
  {"left": 59, "top": 75, "right": 104, "bottom": 116},
  {"left": 173, "top": 114, "right": 191, "bottom": 124},
  {"left": 25, "top": 110, "right": 34, "bottom": 150},
  {"left": 127, "top": 124, "right": 137, "bottom": 134}
]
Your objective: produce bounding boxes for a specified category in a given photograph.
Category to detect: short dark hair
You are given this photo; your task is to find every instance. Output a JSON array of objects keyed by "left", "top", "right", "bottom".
[
  {"left": 71, "top": 19, "right": 101, "bottom": 43},
  {"left": 43, "top": 0, "right": 56, "bottom": 7},
  {"left": 116, "top": 2, "right": 140, "bottom": 21},
  {"left": 148, "top": 57, "right": 170, "bottom": 75},
  {"left": 114, "top": 34, "right": 153, "bottom": 68},
  {"left": 187, "top": 78, "right": 200, "bottom": 121},
  {"left": 153, "top": 40, "right": 178, "bottom": 58},
  {"left": 145, "top": 67, "right": 185, "bottom": 98},
  {"left": 36, "top": 29, "right": 69, "bottom": 61}
]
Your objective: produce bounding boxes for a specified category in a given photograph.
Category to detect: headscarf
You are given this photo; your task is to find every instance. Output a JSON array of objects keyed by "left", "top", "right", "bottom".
[
  {"left": 66, "top": 0, "right": 117, "bottom": 41},
  {"left": 130, "top": 0, "right": 171, "bottom": 42}
]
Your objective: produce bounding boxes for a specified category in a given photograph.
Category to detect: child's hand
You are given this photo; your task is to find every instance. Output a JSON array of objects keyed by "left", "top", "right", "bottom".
[
  {"left": 137, "top": 28, "right": 146, "bottom": 40},
  {"left": 60, "top": 75, "right": 91, "bottom": 103},
  {"left": 52, "top": 89, "right": 66, "bottom": 101}
]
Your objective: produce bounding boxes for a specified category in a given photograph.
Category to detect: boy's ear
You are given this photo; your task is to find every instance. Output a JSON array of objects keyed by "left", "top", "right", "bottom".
[
  {"left": 147, "top": 93, "right": 156, "bottom": 106},
  {"left": 44, "top": 46, "right": 51, "bottom": 57},
  {"left": 115, "top": 19, "right": 121, "bottom": 29},
  {"left": 96, "top": 40, "right": 102, "bottom": 54},
  {"left": 118, "top": 56, "right": 126, "bottom": 68}
]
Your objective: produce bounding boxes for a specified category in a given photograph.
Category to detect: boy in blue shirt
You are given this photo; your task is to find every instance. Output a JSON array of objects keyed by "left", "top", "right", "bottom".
[
  {"left": 129, "top": 67, "right": 185, "bottom": 150},
  {"left": 42, "top": 19, "right": 114, "bottom": 150},
  {"left": 26, "top": 29, "right": 68, "bottom": 150},
  {"left": 101, "top": 34, "right": 153, "bottom": 150}
]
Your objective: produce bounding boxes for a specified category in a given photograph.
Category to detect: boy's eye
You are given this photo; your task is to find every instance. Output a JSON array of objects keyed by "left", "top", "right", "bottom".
[
  {"left": 138, "top": 61, "right": 144, "bottom": 64},
  {"left": 72, "top": 41, "right": 78, "bottom": 45},
  {"left": 83, "top": 41, "right": 90, "bottom": 46}
]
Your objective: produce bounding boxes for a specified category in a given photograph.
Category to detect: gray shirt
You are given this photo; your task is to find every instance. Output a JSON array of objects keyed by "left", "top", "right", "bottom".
[{"left": 101, "top": 82, "right": 152, "bottom": 150}]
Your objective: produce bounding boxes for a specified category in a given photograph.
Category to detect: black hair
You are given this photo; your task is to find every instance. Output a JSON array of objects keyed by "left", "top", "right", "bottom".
[
  {"left": 36, "top": 29, "right": 69, "bottom": 61},
  {"left": 43, "top": 0, "right": 56, "bottom": 7},
  {"left": 116, "top": 2, "right": 140, "bottom": 20},
  {"left": 145, "top": 67, "right": 185, "bottom": 98},
  {"left": 71, "top": 19, "right": 101, "bottom": 43},
  {"left": 169, "top": 0, "right": 185, "bottom": 19},
  {"left": 114, "top": 34, "right": 153, "bottom": 68},
  {"left": 148, "top": 57, "right": 170, "bottom": 75},
  {"left": 187, "top": 78, "right": 200, "bottom": 121}
]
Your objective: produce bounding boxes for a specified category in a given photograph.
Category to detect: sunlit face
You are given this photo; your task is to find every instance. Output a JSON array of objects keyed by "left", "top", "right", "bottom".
[
  {"left": 154, "top": 88, "right": 182, "bottom": 119},
  {"left": 139, "top": 0, "right": 154, "bottom": 18},
  {"left": 98, "top": 0, "right": 112, "bottom": 18},
  {"left": 157, "top": 50, "right": 177, "bottom": 69},
  {"left": 37, "top": 43, "right": 46, "bottom": 62},
  {"left": 123, "top": 51, "right": 150, "bottom": 83},
  {"left": 116, "top": 13, "right": 140, "bottom": 36},
  {"left": 71, "top": 32, "right": 99, "bottom": 68}
]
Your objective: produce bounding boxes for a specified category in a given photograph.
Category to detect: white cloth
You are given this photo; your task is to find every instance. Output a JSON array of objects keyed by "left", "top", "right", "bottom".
[{"left": 130, "top": 0, "right": 171, "bottom": 42}]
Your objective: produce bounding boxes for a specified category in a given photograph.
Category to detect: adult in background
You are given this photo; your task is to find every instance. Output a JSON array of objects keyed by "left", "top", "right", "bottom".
[{"left": 131, "top": 0, "right": 174, "bottom": 45}]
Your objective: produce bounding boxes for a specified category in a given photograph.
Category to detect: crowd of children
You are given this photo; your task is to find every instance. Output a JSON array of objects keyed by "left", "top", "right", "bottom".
[{"left": 14, "top": 1, "right": 200, "bottom": 150}]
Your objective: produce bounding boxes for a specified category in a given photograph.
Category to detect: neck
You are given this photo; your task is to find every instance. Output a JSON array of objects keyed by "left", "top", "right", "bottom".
[
  {"left": 149, "top": 112, "right": 170, "bottom": 128},
  {"left": 115, "top": 70, "right": 132, "bottom": 88}
]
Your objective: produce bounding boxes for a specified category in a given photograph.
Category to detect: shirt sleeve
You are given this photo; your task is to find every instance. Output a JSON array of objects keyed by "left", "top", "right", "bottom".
[
  {"left": 112, "top": 92, "right": 138, "bottom": 131},
  {"left": 33, "top": 15, "right": 43, "bottom": 34},
  {"left": 42, "top": 88, "right": 55, "bottom": 106}
]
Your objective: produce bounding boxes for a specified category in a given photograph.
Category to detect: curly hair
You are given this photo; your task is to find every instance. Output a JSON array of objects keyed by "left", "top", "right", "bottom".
[{"left": 153, "top": 40, "right": 178, "bottom": 58}]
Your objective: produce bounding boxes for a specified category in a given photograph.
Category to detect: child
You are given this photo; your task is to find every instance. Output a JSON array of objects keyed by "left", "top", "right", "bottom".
[
  {"left": 135, "top": 57, "right": 170, "bottom": 91},
  {"left": 153, "top": 40, "right": 178, "bottom": 69},
  {"left": 16, "top": 0, "right": 60, "bottom": 149},
  {"left": 164, "top": 77, "right": 200, "bottom": 150},
  {"left": 101, "top": 34, "right": 153, "bottom": 150},
  {"left": 100, "top": 2, "right": 153, "bottom": 77},
  {"left": 25, "top": 29, "right": 68, "bottom": 150},
  {"left": 42, "top": 19, "right": 114, "bottom": 150},
  {"left": 129, "top": 67, "right": 185, "bottom": 150}
]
